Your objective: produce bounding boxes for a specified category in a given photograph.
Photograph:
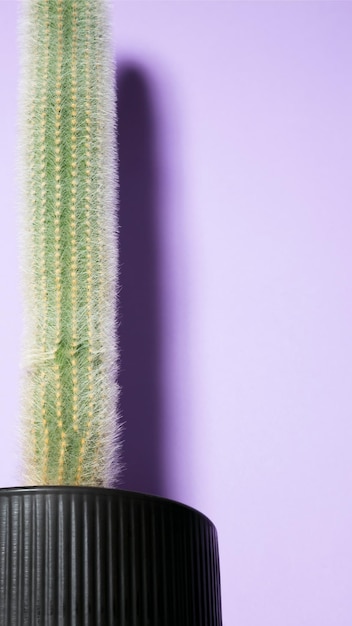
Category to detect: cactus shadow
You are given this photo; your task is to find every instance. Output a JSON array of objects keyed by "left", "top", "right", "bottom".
[{"left": 115, "top": 63, "right": 165, "bottom": 497}]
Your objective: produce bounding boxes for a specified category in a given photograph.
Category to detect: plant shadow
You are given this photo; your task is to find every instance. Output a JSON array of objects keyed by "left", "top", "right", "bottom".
[{"left": 115, "top": 62, "right": 165, "bottom": 497}]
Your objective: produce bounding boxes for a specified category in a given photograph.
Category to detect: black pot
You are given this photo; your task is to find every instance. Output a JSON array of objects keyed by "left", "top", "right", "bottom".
[{"left": 0, "top": 487, "right": 222, "bottom": 625}]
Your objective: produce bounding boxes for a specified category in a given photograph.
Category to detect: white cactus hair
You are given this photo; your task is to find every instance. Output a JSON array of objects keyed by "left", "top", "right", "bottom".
[{"left": 18, "top": 0, "right": 121, "bottom": 486}]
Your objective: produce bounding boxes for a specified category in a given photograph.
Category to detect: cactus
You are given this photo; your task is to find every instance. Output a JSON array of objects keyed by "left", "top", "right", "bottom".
[{"left": 19, "top": 0, "right": 120, "bottom": 486}]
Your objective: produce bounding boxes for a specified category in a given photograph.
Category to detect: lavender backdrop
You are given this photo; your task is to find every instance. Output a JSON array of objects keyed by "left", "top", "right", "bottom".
[{"left": 1, "top": 1, "right": 352, "bottom": 624}]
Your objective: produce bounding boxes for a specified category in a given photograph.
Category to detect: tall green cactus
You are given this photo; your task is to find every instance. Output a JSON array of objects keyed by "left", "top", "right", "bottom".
[{"left": 20, "top": 0, "right": 119, "bottom": 486}]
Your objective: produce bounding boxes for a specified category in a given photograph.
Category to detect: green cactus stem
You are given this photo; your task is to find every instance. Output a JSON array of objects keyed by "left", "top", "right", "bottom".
[{"left": 19, "top": 0, "right": 119, "bottom": 486}]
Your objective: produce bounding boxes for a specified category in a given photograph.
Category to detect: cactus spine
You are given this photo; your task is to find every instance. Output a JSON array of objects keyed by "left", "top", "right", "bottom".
[{"left": 20, "top": 0, "right": 119, "bottom": 486}]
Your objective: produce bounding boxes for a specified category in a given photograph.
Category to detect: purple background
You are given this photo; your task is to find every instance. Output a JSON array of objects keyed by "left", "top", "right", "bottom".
[{"left": 1, "top": 1, "right": 352, "bottom": 624}]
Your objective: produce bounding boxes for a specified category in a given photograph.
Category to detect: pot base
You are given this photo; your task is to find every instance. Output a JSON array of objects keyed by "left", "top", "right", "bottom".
[{"left": 0, "top": 487, "right": 222, "bottom": 625}]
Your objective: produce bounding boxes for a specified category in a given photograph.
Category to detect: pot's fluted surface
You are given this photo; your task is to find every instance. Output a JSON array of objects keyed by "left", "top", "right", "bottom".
[{"left": 0, "top": 487, "right": 222, "bottom": 625}]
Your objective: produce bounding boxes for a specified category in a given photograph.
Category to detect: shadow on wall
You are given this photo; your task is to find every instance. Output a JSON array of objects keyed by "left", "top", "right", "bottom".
[{"left": 115, "top": 62, "right": 165, "bottom": 497}]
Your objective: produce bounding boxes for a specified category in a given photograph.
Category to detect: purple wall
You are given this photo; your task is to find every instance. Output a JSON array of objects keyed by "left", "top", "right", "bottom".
[{"left": 1, "top": 1, "right": 352, "bottom": 624}]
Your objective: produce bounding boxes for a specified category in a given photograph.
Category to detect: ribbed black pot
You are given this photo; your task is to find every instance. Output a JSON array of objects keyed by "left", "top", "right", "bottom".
[{"left": 0, "top": 487, "right": 222, "bottom": 625}]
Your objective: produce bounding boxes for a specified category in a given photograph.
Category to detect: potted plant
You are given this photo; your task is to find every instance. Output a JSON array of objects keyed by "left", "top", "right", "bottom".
[{"left": 0, "top": 1, "right": 222, "bottom": 623}]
